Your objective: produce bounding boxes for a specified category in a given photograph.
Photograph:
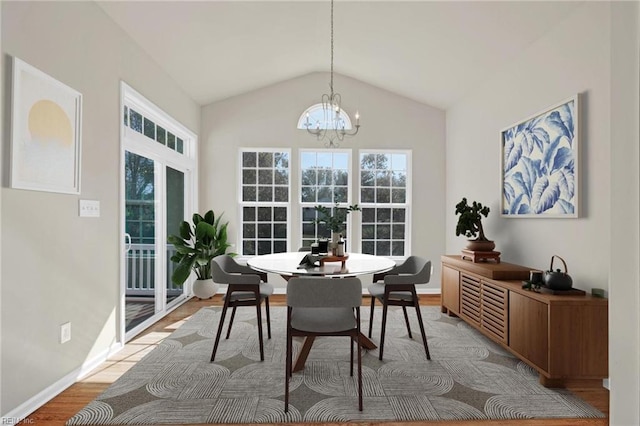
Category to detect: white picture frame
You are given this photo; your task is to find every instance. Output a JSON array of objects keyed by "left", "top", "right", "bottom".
[
  {"left": 11, "top": 57, "right": 82, "bottom": 194},
  {"left": 500, "top": 94, "right": 579, "bottom": 218}
]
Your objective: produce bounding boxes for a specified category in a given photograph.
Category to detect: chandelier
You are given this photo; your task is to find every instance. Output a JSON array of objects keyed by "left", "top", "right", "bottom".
[{"left": 304, "top": 0, "right": 360, "bottom": 148}]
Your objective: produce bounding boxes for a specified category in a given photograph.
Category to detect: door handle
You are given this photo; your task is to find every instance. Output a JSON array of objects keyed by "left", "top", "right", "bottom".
[{"left": 124, "top": 233, "right": 132, "bottom": 252}]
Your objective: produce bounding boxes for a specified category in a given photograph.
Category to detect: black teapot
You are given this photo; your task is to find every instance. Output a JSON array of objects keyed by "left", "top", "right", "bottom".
[{"left": 544, "top": 255, "right": 573, "bottom": 290}]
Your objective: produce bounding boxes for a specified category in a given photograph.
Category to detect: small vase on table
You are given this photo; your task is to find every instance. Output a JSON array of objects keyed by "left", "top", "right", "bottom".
[{"left": 330, "top": 232, "right": 341, "bottom": 254}]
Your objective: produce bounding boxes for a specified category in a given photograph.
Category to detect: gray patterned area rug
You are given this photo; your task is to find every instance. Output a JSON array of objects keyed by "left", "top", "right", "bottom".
[{"left": 67, "top": 306, "right": 604, "bottom": 424}]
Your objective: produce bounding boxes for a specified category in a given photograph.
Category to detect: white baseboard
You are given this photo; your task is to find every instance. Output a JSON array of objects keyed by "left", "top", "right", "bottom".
[
  {"left": 1, "top": 341, "right": 124, "bottom": 424},
  {"left": 3, "top": 294, "right": 193, "bottom": 423},
  {"left": 603, "top": 378, "right": 610, "bottom": 389}
]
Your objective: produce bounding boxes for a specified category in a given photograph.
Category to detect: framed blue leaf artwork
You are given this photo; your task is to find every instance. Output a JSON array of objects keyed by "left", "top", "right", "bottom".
[{"left": 501, "top": 94, "right": 579, "bottom": 218}]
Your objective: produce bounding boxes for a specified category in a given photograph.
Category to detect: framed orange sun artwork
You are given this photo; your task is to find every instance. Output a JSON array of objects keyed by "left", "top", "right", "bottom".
[{"left": 11, "top": 56, "right": 82, "bottom": 194}]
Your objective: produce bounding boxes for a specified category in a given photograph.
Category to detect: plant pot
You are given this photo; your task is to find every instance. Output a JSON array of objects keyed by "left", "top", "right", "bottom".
[
  {"left": 192, "top": 278, "right": 218, "bottom": 300},
  {"left": 330, "top": 231, "right": 342, "bottom": 253},
  {"left": 465, "top": 239, "right": 495, "bottom": 252}
]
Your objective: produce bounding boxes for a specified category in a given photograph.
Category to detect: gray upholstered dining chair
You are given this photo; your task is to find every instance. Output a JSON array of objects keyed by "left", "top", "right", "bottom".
[
  {"left": 210, "top": 255, "right": 273, "bottom": 362},
  {"left": 285, "top": 276, "right": 363, "bottom": 412},
  {"left": 368, "top": 256, "right": 432, "bottom": 360}
]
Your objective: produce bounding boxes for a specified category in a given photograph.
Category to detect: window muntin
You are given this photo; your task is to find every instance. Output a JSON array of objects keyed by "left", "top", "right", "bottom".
[
  {"left": 237, "top": 148, "right": 410, "bottom": 258},
  {"left": 361, "top": 207, "right": 407, "bottom": 256},
  {"left": 301, "top": 205, "right": 355, "bottom": 248},
  {"left": 300, "top": 151, "right": 349, "bottom": 203},
  {"left": 360, "top": 151, "right": 410, "bottom": 256},
  {"left": 124, "top": 105, "right": 185, "bottom": 154},
  {"left": 297, "top": 103, "right": 354, "bottom": 130},
  {"left": 300, "top": 150, "right": 352, "bottom": 247},
  {"left": 240, "top": 149, "right": 290, "bottom": 255}
]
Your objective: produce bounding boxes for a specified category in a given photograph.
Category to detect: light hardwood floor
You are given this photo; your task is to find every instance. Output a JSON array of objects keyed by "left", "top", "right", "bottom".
[{"left": 24, "top": 295, "right": 608, "bottom": 426}]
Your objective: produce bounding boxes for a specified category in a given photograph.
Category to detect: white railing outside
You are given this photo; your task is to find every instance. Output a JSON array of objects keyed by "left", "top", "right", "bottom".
[{"left": 126, "top": 243, "right": 182, "bottom": 294}]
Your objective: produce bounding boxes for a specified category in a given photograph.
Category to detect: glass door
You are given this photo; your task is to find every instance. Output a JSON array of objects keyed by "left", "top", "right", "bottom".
[
  {"left": 123, "top": 150, "right": 192, "bottom": 338},
  {"left": 120, "top": 82, "right": 196, "bottom": 342},
  {"left": 124, "top": 151, "right": 158, "bottom": 333},
  {"left": 166, "top": 165, "right": 185, "bottom": 306}
]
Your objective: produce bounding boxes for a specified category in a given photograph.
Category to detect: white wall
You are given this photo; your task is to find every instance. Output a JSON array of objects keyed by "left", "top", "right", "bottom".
[
  {"left": 609, "top": 2, "right": 640, "bottom": 424},
  {"left": 1, "top": 1, "right": 199, "bottom": 415},
  {"left": 200, "top": 72, "right": 446, "bottom": 289},
  {"left": 446, "top": 2, "right": 611, "bottom": 291},
  {"left": 446, "top": 2, "right": 639, "bottom": 424},
  {"left": 0, "top": 3, "right": 4, "bottom": 416}
]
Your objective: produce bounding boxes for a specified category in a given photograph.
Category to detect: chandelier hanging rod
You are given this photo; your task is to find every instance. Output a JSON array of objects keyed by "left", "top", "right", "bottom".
[{"left": 304, "top": 0, "right": 360, "bottom": 148}]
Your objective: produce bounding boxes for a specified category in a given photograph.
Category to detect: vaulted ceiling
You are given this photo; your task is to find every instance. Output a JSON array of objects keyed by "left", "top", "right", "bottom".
[{"left": 97, "top": 1, "right": 583, "bottom": 109}]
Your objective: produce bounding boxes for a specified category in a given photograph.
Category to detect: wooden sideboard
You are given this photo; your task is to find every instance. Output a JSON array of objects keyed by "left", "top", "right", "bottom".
[{"left": 441, "top": 255, "right": 608, "bottom": 387}]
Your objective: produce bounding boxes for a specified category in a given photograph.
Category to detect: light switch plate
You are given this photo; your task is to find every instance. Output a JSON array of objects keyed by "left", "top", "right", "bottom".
[
  {"left": 60, "top": 322, "right": 71, "bottom": 344},
  {"left": 79, "top": 200, "right": 100, "bottom": 217}
]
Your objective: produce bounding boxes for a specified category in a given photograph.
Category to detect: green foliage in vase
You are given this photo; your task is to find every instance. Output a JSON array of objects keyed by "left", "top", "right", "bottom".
[
  {"left": 455, "top": 198, "right": 491, "bottom": 241},
  {"left": 312, "top": 203, "right": 361, "bottom": 233},
  {"left": 167, "top": 210, "right": 235, "bottom": 285}
]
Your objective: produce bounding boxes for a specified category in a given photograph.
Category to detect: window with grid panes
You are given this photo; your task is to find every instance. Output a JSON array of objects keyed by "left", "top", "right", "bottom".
[
  {"left": 124, "top": 106, "right": 185, "bottom": 154},
  {"left": 300, "top": 150, "right": 352, "bottom": 248},
  {"left": 240, "top": 150, "right": 290, "bottom": 255},
  {"left": 360, "top": 151, "right": 410, "bottom": 256}
]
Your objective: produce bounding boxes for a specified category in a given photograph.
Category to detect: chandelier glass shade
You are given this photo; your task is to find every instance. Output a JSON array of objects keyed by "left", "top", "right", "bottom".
[{"left": 304, "top": 0, "right": 360, "bottom": 148}]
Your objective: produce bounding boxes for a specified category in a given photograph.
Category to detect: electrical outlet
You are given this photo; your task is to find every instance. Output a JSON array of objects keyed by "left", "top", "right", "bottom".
[
  {"left": 79, "top": 200, "right": 100, "bottom": 217},
  {"left": 60, "top": 322, "right": 71, "bottom": 344}
]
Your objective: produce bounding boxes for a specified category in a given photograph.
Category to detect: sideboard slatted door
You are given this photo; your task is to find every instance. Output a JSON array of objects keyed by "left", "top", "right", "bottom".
[
  {"left": 460, "top": 274, "right": 481, "bottom": 325},
  {"left": 481, "top": 281, "right": 508, "bottom": 344}
]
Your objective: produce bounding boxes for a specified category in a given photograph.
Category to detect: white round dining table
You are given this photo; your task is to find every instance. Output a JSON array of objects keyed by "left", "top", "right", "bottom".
[
  {"left": 246, "top": 251, "right": 396, "bottom": 277},
  {"left": 247, "top": 251, "right": 396, "bottom": 372}
]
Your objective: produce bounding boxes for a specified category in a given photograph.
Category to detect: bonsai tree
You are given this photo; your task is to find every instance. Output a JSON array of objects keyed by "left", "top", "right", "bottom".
[
  {"left": 168, "top": 210, "right": 235, "bottom": 286},
  {"left": 455, "top": 198, "right": 491, "bottom": 241},
  {"left": 313, "top": 203, "right": 361, "bottom": 233}
]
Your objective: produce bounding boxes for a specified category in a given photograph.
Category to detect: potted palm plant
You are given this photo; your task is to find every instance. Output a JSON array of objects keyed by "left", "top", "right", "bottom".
[
  {"left": 168, "top": 210, "right": 235, "bottom": 299},
  {"left": 455, "top": 197, "right": 495, "bottom": 252}
]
